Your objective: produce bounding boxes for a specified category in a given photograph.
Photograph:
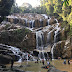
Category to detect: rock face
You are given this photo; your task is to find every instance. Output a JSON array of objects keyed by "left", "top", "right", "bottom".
[
  {"left": 6, "top": 14, "right": 57, "bottom": 28},
  {"left": 53, "top": 39, "right": 72, "bottom": 59},
  {"left": 0, "top": 26, "right": 36, "bottom": 50},
  {"left": 0, "top": 54, "right": 12, "bottom": 64},
  {"left": 53, "top": 41, "right": 65, "bottom": 59},
  {"left": 21, "top": 33, "right": 36, "bottom": 50},
  {"left": 62, "top": 46, "right": 72, "bottom": 58},
  {"left": 0, "top": 13, "right": 71, "bottom": 60},
  {"left": 0, "top": 44, "right": 22, "bottom": 64},
  {"left": 49, "top": 17, "right": 57, "bottom": 25}
]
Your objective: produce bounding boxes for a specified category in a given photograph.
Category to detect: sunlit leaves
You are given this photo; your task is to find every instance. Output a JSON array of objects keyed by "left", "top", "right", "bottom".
[{"left": 63, "top": 0, "right": 69, "bottom": 6}]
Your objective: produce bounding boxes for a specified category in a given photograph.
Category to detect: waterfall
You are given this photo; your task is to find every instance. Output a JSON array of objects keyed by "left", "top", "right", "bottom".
[
  {"left": 40, "top": 19, "right": 43, "bottom": 27},
  {"left": 26, "top": 53, "right": 28, "bottom": 61},
  {"left": 32, "top": 20, "right": 35, "bottom": 28},
  {"left": 0, "top": 44, "right": 35, "bottom": 62},
  {"left": 47, "top": 18, "right": 51, "bottom": 25},
  {"left": 51, "top": 19, "right": 61, "bottom": 59},
  {"left": 38, "top": 51, "right": 45, "bottom": 60},
  {"left": 51, "top": 43, "right": 56, "bottom": 59},
  {"left": 54, "top": 19, "right": 60, "bottom": 43},
  {"left": 41, "top": 14, "right": 48, "bottom": 19},
  {"left": 36, "top": 32, "right": 39, "bottom": 49},
  {"left": 36, "top": 31, "right": 44, "bottom": 50},
  {"left": 47, "top": 32, "right": 51, "bottom": 44},
  {"left": 24, "top": 18, "right": 27, "bottom": 27},
  {"left": 36, "top": 31, "right": 46, "bottom": 59}
]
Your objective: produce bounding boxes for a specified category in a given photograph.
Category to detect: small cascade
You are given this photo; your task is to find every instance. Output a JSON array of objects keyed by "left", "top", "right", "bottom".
[
  {"left": 51, "top": 43, "right": 56, "bottom": 59},
  {"left": 47, "top": 17, "right": 51, "bottom": 25},
  {"left": 24, "top": 18, "right": 27, "bottom": 27},
  {"left": 54, "top": 20, "right": 60, "bottom": 43},
  {"left": 26, "top": 53, "right": 28, "bottom": 61},
  {"left": 47, "top": 32, "right": 51, "bottom": 44},
  {"left": 32, "top": 20, "right": 35, "bottom": 28},
  {"left": 40, "top": 19, "right": 43, "bottom": 27},
  {"left": 41, "top": 14, "right": 48, "bottom": 19},
  {"left": 38, "top": 52, "right": 45, "bottom": 60},
  {"left": 36, "top": 31, "right": 44, "bottom": 50},
  {"left": 0, "top": 44, "right": 35, "bottom": 62},
  {"left": 36, "top": 31, "right": 46, "bottom": 59}
]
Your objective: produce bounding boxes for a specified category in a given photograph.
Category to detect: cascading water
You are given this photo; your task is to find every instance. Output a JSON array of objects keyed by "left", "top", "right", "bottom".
[
  {"left": 51, "top": 43, "right": 56, "bottom": 59},
  {"left": 54, "top": 19, "right": 60, "bottom": 43},
  {"left": 35, "top": 16, "right": 52, "bottom": 60},
  {"left": 51, "top": 19, "right": 61, "bottom": 59},
  {"left": 47, "top": 32, "right": 51, "bottom": 44},
  {"left": 36, "top": 16, "right": 61, "bottom": 60},
  {"left": 36, "top": 31, "right": 44, "bottom": 50},
  {"left": 47, "top": 17, "right": 51, "bottom": 25},
  {"left": 32, "top": 20, "right": 35, "bottom": 28},
  {"left": 0, "top": 44, "right": 35, "bottom": 62},
  {"left": 24, "top": 18, "right": 27, "bottom": 27},
  {"left": 6, "top": 14, "right": 61, "bottom": 60}
]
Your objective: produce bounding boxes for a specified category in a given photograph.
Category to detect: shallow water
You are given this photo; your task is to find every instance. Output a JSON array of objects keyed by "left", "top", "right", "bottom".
[{"left": 7, "top": 59, "right": 72, "bottom": 72}]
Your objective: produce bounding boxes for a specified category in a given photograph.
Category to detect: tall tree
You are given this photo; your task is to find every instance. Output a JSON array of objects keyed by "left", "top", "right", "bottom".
[{"left": 0, "top": 0, "right": 14, "bottom": 22}]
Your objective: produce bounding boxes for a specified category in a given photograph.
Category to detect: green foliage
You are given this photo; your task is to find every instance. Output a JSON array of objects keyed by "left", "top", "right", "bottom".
[
  {"left": 5, "top": 24, "right": 11, "bottom": 30},
  {"left": 67, "top": 23, "right": 72, "bottom": 36},
  {"left": 0, "top": 0, "right": 14, "bottom": 22},
  {"left": 11, "top": 4, "right": 22, "bottom": 14},
  {"left": 0, "top": 0, "right": 14, "bottom": 16},
  {"left": 67, "top": 12, "right": 72, "bottom": 24},
  {"left": 62, "top": 0, "right": 69, "bottom": 6},
  {"left": 1, "top": 28, "right": 31, "bottom": 43}
]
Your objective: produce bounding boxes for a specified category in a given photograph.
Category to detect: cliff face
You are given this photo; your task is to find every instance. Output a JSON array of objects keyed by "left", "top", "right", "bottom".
[
  {"left": 0, "top": 13, "right": 71, "bottom": 58},
  {"left": 0, "top": 27, "right": 36, "bottom": 51}
]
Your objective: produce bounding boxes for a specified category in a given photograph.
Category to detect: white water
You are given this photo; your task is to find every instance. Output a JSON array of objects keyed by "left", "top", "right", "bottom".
[
  {"left": 6, "top": 14, "right": 61, "bottom": 60},
  {"left": 0, "top": 44, "right": 35, "bottom": 62},
  {"left": 35, "top": 16, "right": 61, "bottom": 59},
  {"left": 51, "top": 43, "right": 56, "bottom": 59}
]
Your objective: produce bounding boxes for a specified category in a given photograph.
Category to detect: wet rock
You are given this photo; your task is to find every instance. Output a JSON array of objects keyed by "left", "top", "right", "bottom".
[
  {"left": 51, "top": 31, "right": 54, "bottom": 43},
  {"left": 53, "top": 41, "right": 65, "bottom": 59},
  {"left": 62, "top": 45, "right": 72, "bottom": 58},
  {"left": 33, "top": 50, "right": 39, "bottom": 57},
  {"left": 43, "top": 19, "right": 47, "bottom": 27},
  {"left": 47, "top": 67, "right": 67, "bottom": 72},
  {"left": 22, "top": 33, "right": 36, "bottom": 50},
  {"left": 8, "top": 53, "right": 20, "bottom": 61},
  {"left": 0, "top": 54, "right": 12, "bottom": 64},
  {"left": 35, "top": 19, "right": 40, "bottom": 28},
  {"left": 43, "top": 32, "right": 47, "bottom": 46},
  {"left": 49, "top": 17, "right": 57, "bottom": 25},
  {"left": 0, "top": 65, "right": 25, "bottom": 72},
  {"left": 42, "top": 64, "right": 54, "bottom": 69}
]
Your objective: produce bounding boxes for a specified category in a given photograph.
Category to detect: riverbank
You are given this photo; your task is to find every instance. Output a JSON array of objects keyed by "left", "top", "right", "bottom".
[{"left": 6, "top": 59, "right": 72, "bottom": 72}]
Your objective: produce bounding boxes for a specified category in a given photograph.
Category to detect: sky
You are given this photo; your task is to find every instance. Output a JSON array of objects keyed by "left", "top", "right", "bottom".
[{"left": 16, "top": 0, "right": 40, "bottom": 7}]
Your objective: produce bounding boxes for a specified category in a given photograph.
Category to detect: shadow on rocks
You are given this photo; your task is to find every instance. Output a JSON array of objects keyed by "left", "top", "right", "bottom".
[{"left": 47, "top": 67, "right": 68, "bottom": 72}]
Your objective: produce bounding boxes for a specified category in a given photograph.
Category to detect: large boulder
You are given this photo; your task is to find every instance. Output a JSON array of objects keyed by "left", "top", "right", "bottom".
[
  {"left": 53, "top": 41, "right": 65, "bottom": 59},
  {"left": 0, "top": 54, "right": 12, "bottom": 64},
  {"left": 62, "top": 46, "right": 72, "bottom": 59}
]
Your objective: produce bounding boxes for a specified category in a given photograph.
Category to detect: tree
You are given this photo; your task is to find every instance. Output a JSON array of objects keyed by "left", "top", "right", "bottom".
[
  {"left": 11, "top": 3, "right": 22, "bottom": 14},
  {"left": 0, "top": 0, "right": 14, "bottom": 22}
]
